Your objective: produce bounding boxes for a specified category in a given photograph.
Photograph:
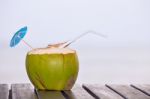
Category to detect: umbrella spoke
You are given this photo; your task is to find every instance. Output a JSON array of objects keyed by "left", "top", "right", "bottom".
[{"left": 22, "top": 40, "right": 33, "bottom": 49}]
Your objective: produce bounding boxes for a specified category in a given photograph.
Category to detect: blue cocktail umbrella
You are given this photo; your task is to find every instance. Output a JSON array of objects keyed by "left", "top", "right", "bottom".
[{"left": 10, "top": 26, "right": 33, "bottom": 49}]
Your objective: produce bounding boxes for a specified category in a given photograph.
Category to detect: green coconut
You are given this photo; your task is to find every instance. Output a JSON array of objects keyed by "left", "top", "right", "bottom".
[{"left": 26, "top": 46, "right": 79, "bottom": 90}]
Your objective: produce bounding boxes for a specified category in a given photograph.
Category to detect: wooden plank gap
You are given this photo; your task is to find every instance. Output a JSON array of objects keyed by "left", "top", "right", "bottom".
[
  {"left": 9, "top": 89, "right": 12, "bottom": 99},
  {"left": 131, "top": 85, "right": 150, "bottom": 96},
  {"left": 105, "top": 84, "right": 127, "bottom": 99},
  {"left": 61, "top": 91, "right": 69, "bottom": 99},
  {"left": 82, "top": 85, "right": 99, "bottom": 99},
  {"left": 34, "top": 89, "right": 40, "bottom": 99}
]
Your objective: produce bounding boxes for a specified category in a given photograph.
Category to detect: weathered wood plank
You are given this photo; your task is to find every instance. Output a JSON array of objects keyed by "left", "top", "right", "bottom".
[
  {"left": 106, "top": 84, "right": 150, "bottom": 99},
  {"left": 0, "top": 84, "right": 9, "bottom": 99},
  {"left": 131, "top": 84, "right": 150, "bottom": 96},
  {"left": 11, "top": 83, "right": 37, "bottom": 99},
  {"left": 63, "top": 85, "right": 94, "bottom": 99},
  {"left": 35, "top": 89, "right": 65, "bottom": 99},
  {"left": 83, "top": 84, "right": 123, "bottom": 99}
]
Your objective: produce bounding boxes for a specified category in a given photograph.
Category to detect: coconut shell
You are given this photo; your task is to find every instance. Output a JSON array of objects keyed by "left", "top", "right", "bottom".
[{"left": 26, "top": 47, "right": 79, "bottom": 90}]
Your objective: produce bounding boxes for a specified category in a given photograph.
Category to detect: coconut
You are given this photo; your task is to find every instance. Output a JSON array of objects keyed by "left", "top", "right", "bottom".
[{"left": 26, "top": 46, "right": 79, "bottom": 90}]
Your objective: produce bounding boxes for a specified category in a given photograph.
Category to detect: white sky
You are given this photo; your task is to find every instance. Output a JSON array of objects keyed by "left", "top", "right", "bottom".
[
  {"left": 0, "top": 0, "right": 150, "bottom": 48},
  {"left": 0, "top": 0, "right": 150, "bottom": 84}
]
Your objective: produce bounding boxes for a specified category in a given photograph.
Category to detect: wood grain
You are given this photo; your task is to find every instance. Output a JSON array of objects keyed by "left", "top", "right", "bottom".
[
  {"left": 35, "top": 89, "right": 65, "bottom": 99},
  {"left": 0, "top": 84, "right": 9, "bottom": 99},
  {"left": 63, "top": 85, "right": 94, "bottom": 99},
  {"left": 106, "top": 84, "right": 150, "bottom": 99},
  {"left": 83, "top": 84, "right": 123, "bottom": 99},
  {"left": 11, "top": 84, "right": 37, "bottom": 99}
]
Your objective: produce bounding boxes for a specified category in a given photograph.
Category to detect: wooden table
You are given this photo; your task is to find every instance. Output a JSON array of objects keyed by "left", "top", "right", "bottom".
[{"left": 1, "top": 83, "right": 150, "bottom": 99}]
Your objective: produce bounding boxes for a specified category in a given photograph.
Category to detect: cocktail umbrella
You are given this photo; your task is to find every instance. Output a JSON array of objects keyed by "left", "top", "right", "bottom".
[{"left": 10, "top": 26, "right": 33, "bottom": 49}]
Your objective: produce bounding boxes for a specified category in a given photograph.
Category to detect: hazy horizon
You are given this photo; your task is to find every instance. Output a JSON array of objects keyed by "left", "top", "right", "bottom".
[{"left": 0, "top": 0, "right": 150, "bottom": 84}]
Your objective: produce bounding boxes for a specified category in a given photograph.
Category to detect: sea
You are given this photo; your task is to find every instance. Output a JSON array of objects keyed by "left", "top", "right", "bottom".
[{"left": 0, "top": 46, "right": 150, "bottom": 85}]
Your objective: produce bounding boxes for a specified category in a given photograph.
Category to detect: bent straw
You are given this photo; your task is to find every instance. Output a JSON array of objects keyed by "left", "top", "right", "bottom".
[{"left": 62, "top": 30, "right": 107, "bottom": 48}]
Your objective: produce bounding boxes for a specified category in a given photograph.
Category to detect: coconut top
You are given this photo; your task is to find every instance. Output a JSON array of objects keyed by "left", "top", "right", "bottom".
[{"left": 28, "top": 47, "right": 76, "bottom": 55}]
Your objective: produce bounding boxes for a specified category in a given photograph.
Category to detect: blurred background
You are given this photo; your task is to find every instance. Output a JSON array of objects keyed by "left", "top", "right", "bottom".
[{"left": 0, "top": 0, "right": 150, "bottom": 84}]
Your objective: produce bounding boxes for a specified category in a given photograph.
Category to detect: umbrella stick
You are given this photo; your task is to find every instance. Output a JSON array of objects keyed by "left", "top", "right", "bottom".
[
  {"left": 22, "top": 39, "right": 33, "bottom": 49},
  {"left": 63, "top": 30, "right": 107, "bottom": 48}
]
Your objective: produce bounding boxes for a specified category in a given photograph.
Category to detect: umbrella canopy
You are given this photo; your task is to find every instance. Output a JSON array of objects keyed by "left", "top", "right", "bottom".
[{"left": 10, "top": 26, "right": 27, "bottom": 47}]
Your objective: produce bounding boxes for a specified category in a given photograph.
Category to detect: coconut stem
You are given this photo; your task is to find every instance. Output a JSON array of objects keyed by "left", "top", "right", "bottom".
[{"left": 63, "top": 30, "right": 107, "bottom": 48}]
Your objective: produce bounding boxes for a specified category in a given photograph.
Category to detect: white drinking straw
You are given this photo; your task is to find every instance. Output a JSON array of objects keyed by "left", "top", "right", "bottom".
[{"left": 62, "top": 30, "right": 107, "bottom": 48}]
